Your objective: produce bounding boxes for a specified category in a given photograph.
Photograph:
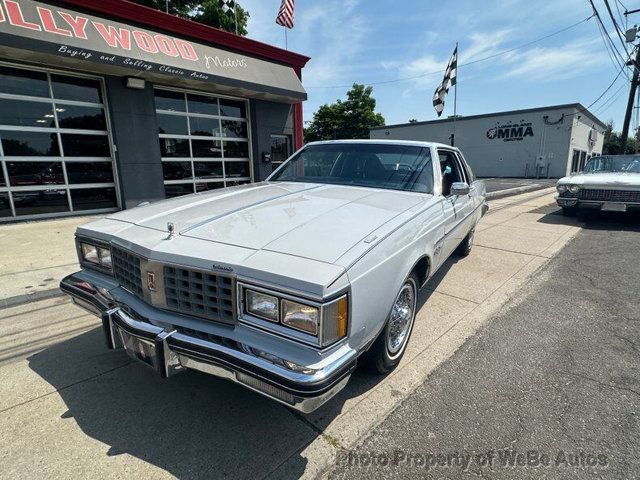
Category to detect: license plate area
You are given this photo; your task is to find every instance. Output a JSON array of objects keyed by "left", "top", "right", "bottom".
[
  {"left": 117, "top": 327, "right": 160, "bottom": 370},
  {"left": 601, "top": 202, "right": 627, "bottom": 212}
]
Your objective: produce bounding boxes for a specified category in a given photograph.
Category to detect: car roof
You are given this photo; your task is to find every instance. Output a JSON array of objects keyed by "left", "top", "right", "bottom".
[{"left": 305, "top": 139, "right": 457, "bottom": 150}]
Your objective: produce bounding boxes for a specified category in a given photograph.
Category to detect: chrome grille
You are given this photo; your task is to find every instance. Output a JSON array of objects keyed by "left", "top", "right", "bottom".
[
  {"left": 164, "top": 266, "right": 235, "bottom": 324},
  {"left": 112, "top": 247, "right": 143, "bottom": 295},
  {"left": 579, "top": 189, "right": 640, "bottom": 202}
]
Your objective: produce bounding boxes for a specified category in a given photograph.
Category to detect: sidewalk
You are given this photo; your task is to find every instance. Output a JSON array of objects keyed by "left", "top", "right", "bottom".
[{"left": 0, "top": 216, "right": 98, "bottom": 308}]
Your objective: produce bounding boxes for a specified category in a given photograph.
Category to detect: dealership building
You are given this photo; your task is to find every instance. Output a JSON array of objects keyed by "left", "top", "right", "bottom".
[
  {"left": 370, "top": 104, "right": 606, "bottom": 179},
  {"left": 0, "top": 0, "right": 309, "bottom": 222}
]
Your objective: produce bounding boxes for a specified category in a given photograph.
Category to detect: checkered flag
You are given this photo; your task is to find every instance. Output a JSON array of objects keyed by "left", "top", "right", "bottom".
[
  {"left": 276, "top": 0, "right": 295, "bottom": 29},
  {"left": 220, "top": 0, "right": 234, "bottom": 15},
  {"left": 433, "top": 46, "right": 457, "bottom": 117}
]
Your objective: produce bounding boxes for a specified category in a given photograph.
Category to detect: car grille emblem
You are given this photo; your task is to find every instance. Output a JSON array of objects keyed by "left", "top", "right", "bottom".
[{"left": 147, "top": 272, "right": 156, "bottom": 291}]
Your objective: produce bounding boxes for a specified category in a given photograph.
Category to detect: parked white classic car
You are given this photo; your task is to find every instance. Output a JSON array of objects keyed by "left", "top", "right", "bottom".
[
  {"left": 61, "top": 140, "right": 487, "bottom": 412},
  {"left": 556, "top": 154, "right": 640, "bottom": 215}
]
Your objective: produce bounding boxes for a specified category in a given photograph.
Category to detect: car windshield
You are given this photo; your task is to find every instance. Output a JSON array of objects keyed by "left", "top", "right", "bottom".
[
  {"left": 583, "top": 155, "right": 640, "bottom": 173},
  {"left": 268, "top": 143, "right": 434, "bottom": 194}
]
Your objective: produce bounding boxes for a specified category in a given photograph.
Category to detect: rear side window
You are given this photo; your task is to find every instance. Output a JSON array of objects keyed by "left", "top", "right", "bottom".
[{"left": 456, "top": 152, "right": 475, "bottom": 182}]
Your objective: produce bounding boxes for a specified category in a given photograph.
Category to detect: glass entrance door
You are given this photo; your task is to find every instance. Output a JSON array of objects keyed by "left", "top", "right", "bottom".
[{"left": 270, "top": 135, "right": 291, "bottom": 172}]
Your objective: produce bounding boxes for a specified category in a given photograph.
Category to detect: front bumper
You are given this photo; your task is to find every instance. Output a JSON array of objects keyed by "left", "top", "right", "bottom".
[
  {"left": 556, "top": 196, "right": 640, "bottom": 211},
  {"left": 60, "top": 272, "right": 356, "bottom": 413}
]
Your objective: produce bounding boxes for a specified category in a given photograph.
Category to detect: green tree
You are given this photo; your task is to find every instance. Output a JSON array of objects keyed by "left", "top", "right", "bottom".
[
  {"left": 408, "top": 118, "right": 418, "bottom": 123},
  {"left": 602, "top": 120, "right": 638, "bottom": 154},
  {"left": 304, "top": 84, "right": 385, "bottom": 142},
  {"left": 130, "top": 0, "right": 249, "bottom": 36}
]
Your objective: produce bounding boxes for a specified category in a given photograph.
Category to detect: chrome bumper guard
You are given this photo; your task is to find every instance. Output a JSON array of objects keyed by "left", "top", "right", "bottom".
[
  {"left": 556, "top": 196, "right": 640, "bottom": 210},
  {"left": 60, "top": 273, "right": 356, "bottom": 413}
]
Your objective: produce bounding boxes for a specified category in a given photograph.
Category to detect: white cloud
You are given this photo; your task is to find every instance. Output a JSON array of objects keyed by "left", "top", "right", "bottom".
[
  {"left": 241, "top": 0, "right": 369, "bottom": 89},
  {"left": 460, "top": 29, "right": 513, "bottom": 63},
  {"left": 503, "top": 39, "right": 607, "bottom": 81},
  {"left": 390, "top": 28, "right": 513, "bottom": 91}
]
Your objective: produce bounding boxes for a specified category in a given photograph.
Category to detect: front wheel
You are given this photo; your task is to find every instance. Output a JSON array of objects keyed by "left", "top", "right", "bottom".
[
  {"left": 455, "top": 227, "right": 475, "bottom": 257},
  {"left": 363, "top": 273, "right": 419, "bottom": 374}
]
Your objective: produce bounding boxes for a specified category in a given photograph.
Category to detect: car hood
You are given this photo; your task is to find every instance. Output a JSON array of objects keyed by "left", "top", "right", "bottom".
[
  {"left": 104, "top": 181, "right": 428, "bottom": 264},
  {"left": 560, "top": 172, "right": 640, "bottom": 188}
]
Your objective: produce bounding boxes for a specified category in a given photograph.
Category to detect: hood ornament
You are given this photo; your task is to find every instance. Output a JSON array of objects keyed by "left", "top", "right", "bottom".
[{"left": 167, "top": 222, "right": 176, "bottom": 239}]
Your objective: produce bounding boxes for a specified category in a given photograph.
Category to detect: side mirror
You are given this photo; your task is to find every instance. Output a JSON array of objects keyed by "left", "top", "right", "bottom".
[{"left": 450, "top": 182, "right": 470, "bottom": 196}]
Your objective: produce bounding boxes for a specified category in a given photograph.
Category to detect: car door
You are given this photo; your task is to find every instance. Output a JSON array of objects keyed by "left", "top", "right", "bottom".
[
  {"left": 438, "top": 149, "right": 474, "bottom": 258},
  {"left": 454, "top": 150, "right": 480, "bottom": 235}
]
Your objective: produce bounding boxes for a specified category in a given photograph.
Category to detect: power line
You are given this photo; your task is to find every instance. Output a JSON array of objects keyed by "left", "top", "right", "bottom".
[
  {"left": 305, "top": 15, "right": 595, "bottom": 89},
  {"left": 572, "top": 61, "right": 629, "bottom": 119},
  {"left": 589, "top": 0, "right": 631, "bottom": 68},
  {"left": 614, "top": 0, "right": 628, "bottom": 29},
  {"left": 545, "top": 60, "right": 630, "bottom": 125},
  {"left": 595, "top": 11, "right": 631, "bottom": 78},
  {"left": 603, "top": 0, "right": 630, "bottom": 55},
  {"left": 593, "top": 78, "right": 627, "bottom": 114}
]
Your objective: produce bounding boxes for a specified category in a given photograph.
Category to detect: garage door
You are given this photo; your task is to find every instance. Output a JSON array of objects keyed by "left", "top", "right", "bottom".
[
  {"left": 0, "top": 64, "right": 118, "bottom": 221},
  {"left": 154, "top": 87, "right": 253, "bottom": 198}
]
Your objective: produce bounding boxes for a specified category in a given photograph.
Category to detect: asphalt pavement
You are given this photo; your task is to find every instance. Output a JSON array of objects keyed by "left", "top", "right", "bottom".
[{"left": 327, "top": 209, "right": 640, "bottom": 479}]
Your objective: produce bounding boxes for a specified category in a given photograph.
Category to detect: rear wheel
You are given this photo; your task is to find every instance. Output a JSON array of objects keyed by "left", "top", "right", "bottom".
[
  {"left": 455, "top": 227, "right": 475, "bottom": 257},
  {"left": 363, "top": 273, "right": 418, "bottom": 374}
]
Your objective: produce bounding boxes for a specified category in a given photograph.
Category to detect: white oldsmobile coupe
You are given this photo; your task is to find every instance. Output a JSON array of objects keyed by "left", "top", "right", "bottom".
[
  {"left": 556, "top": 154, "right": 640, "bottom": 215},
  {"left": 61, "top": 140, "right": 487, "bottom": 412}
]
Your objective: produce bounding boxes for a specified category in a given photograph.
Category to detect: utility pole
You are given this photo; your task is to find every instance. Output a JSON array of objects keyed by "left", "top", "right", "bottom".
[
  {"left": 621, "top": 46, "right": 640, "bottom": 144},
  {"left": 622, "top": 9, "right": 640, "bottom": 145}
]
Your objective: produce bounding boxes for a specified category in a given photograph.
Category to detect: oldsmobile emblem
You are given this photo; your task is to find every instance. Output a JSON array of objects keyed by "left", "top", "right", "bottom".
[
  {"left": 147, "top": 272, "right": 156, "bottom": 291},
  {"left": 212, "top": 264, "right": 233, "bottom": 273}
]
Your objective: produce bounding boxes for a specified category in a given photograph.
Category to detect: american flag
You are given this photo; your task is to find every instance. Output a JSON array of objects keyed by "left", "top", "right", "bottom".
[
  {"left": 432, "top": 46, "right": 458, "bottom": 117},
  {"left": 276, "top": 0, "right": 295, "bottom": 29}
]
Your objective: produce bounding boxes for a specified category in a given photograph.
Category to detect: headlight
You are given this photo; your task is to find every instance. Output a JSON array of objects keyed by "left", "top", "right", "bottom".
[
  {"left": 241, "top": 284, "right": 349, "bottom": 347},
  {"left": 282, "top": 299, "right": 319, "bottom": 335},
  {"left": 79, "top": 240, "right": 112, "bottom": 271},
  {"left": 245, "top": 289, "right": 279, "bottom": 322},
  {"left": 98, "top": 247, "right": 112, "bottom": 269},
  {"left": 568, "top": 185, "right": 580, "bottom": 194},
  {"left": 81, "top": 243, "right": 99, "bottom": 264},
  {"left": 557, "top": 184, "right": 568, "bottom": 193}
]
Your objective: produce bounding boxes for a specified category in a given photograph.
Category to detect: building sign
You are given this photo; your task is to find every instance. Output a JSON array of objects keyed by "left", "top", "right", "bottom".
[
  {"left": 486, "top": 121, "right": 534, "bottom": 142},
  {"left": 0, "top": 0, "right": 305, "bottom": 101}
]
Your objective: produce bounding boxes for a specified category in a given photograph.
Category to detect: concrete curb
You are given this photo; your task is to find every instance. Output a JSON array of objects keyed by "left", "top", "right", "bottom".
[
  {"left": 486, "top": 182, "right": 554, "bottom": 200},
  {"left": 0, "top": 288, "right": 64, "bottom": 310}
]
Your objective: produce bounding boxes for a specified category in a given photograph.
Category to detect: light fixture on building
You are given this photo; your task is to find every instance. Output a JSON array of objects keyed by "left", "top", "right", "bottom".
[{"left": 125, "top": 77, "right": 146, "bottom": 90}]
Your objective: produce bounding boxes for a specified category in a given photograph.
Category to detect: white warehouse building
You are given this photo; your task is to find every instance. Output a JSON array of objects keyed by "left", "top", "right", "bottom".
[{"left": 370, "top": 104, "right": 606, "bottom": 178}]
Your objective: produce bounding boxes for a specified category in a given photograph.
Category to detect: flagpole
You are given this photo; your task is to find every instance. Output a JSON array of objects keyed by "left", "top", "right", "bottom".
[
  {"left": 234, "top": 1, "right": 238, "bottom": 35},
  {"left": 452, "top": 41, "right": 458, "bottom": 147},
  {"left": 284, "top": 27, "right": 288, "bottom": 50}
]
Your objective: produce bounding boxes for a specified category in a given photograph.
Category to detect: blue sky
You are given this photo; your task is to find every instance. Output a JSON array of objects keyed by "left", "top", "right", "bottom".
[{"left": 240, "top": 0, "right": 635, "bottom": 130}]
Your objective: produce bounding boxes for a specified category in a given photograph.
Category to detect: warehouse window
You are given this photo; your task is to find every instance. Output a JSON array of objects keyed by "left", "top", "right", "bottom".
[
  {"left": 570, "top": 149, "right": 588, "bottom": 173},
  {"left": 154, "top": 88, "right": 252, "bottom": 198},
  {"left": 0, "top": 64, "right": 118, "bottom": 221}
]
